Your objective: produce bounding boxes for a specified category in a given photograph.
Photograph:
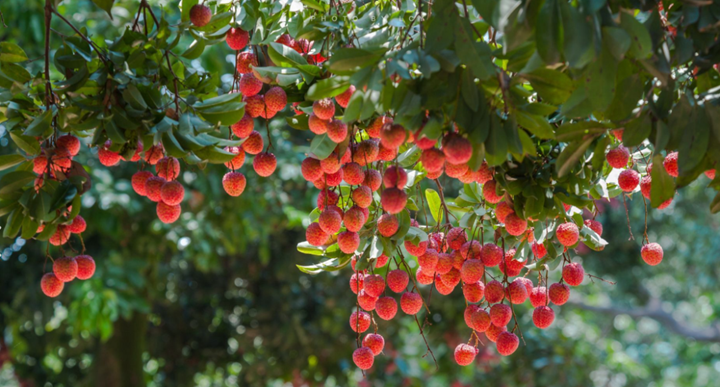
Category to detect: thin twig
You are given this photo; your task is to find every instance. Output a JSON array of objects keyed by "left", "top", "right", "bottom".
[
  {"left": 413, "top": 314, "right": 438, "bottom": 370},
  {"left": 51, "top": 7, "right": 108, "bottom": 64}
]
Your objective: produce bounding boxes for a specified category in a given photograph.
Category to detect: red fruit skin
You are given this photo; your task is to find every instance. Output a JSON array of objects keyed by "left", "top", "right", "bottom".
[
  {"left": 306, "top": 223, "right": 329, "bottom": 246},
  {"left": 57, "top": 135, "right": 81, "bottom": 156},
  {"left": 358, "top": 290, "right": 378, "bottom": 311},
  {"left": 349, "top": 273, "right": 364, "bottom": 294},
  {"left": 349, "top": 310, "right": 371, "bottom": 333},
  {"left": 485, "top": 280, "right": 505, "bottom": 303},
  {"left": 366, "top": 116, "right": 391, "bottom": 138},
  {"left": 471, "top": 308, "right": 492, "bottom": 332},
  {"left": 482, "top": 180, "right": 503, "bottom": 204},
  {"left": 222, "top": 172, "right": 247, "bottom": 197},
  {"left": 313, "top": 99, "right": 335, "bottom": 120},
  {"left": 481, "top": 243, "right": 503, "bottom": 267},
  {"left": 445, "top": 162, "right": 469, "bottom": 178},
  {"left": 33, "top": 154, "right": 48, "bottom": 174},
  {"left": 529, "top": 286, "right": 548, "bottom": 307},
  {"left": 485, "top": 323, "right": 507, "bottom": 343},
  {"left": 377, "top": 214, "right": 399, "bottom": 237},
  {"left": 160, "top": 181, "right": 184, "bottom": 206},
  {"left": 343, "top": 162, "right": 365, "bottom": 185},
  {"left": 363, "top": 169, "right": 382, "bottom": 191},
  {"left": 549, "top": 283, "right": 570, "bottom": 305},
  {"left": 556, "top": 222, "right": 579, "bottom": 247},
  {"left": 435, "top": 274, "right": 456, "bottom": 295},
  {"left": 327, "top": 119, "right": 348, "bottom": 143},
  {"left": 236, "top": 52, "right": 258, "bottom": 74},
  {"left": 338, "top": 231, "right": 360, "bottom": 254},
  {"left": 387, "top": 269, "right": 409, "bottom": 293},
  {"left": 49, "top": 226, "right": 71, "bottom": 246},
  {"left": 352, "top": 186, "right": 373, "bottom": 209},
  {"left": 363, "top": 333, "right": 385, "bottom": 356},
  {"left": 143, "top": 144, "right": 164, "bottom": 165},
  {"left": 641, "top": 242, "right": 663, "bottom": 266},
  {"left": 381, "top": 188, "right": 407, "bottom": 214},
  {"left": 418, "top": 248, "right": 439, "bottom": 272},
  {"left": 132, "top": 171, "right": 154, "bottom": 196},
  {"left": 335, "top": 85, "right": 356, "bottom": 108},
  {"left": 464, "top": 304, "right": 481, "bottom": 328},
  {"left": 490, "top": 303, "right": 512, "bottom": 327},
  {"left": 475, "top": 162, "right": 494, "bottom": 184},
  {"left": 405, "top": 239, "right": 428, "bottom": 257},
  {"left": 613, "top": 129, "right": 624, "bottom": 141},
  {"left": 352, "top": 347, "right": 374, "bottom": 370},
  {"left": 533, "top": 305, "right": 555, "bottom": 329},
  {"left": 380, "top": 124, "right": 406, "bottom": 149},
  {"left": 460, "top": 259, "right": 484, "bottom": 284},
  {"left": 353, "top": 139, "right": 379, "bottom": 166},
  {"left": 435, "top": 253, "right": 453, "bottom": 275},
  {"left": 231, "top": 114, "right": 254, "bottom": 139},
  {"left": 400, "top": 292, "right": 423, "bottom": 315},
  {"left": 454, "top": 344, "right": 478, "bottom": 366},
  {"left": 562, "top": 262, "right": 585, "bottom": 286},
  {"left": 415, "top": 266, "right": 435, "bottom": 285},
  {"left": 532, "top": 242, "right": 547, "bottom": 259},
  {"left": 618, "top": 169, "right": 640, "bottom": 192},
  {"left": 301, "top": 158, "right": 323, "bottom": 182},
  {"left": 67, "top": 215, "right": 86, "bottom": 234},
  {"left": 415, "top": 135, "right": 437, "bottom": 150},
  {"left": 446, "top": 227, "right": 467, "bottom": 251},
  {"left": 265, "top": 87, "right": 287, "bottom": 112},
  {"left": 308, "top": 114, "right": 329, "bottom": 135},
  {"left": 495, "top": 201, "right": 514, "bottom": 224},
  {"left": 496, "top": 331, "right": 520, "bottom": 356},
  {"left": 363, "top": 274, "right": 385, "bottom": 297},
  {"left": 319, "top": 209, "right": 342, "bottom": 234},
  {"left": 463, "top": 281, "right": 485, "bottom": 303},
  {"left": 244, "top": 95, "right": 266, "bottom": 118},
  {"left": 156, "top": 202, "right": 181, "bottom": 223},
  {"left": 226, "top": 27, "right": 249, "bottom": 50},
  {"left": 640, "top": 175, "right": 652, "bottom": 199},
  {"left": 663, "top": 151, "right": 679, "bottom": 177},
  {"left": 98, "top": 141, "right": 121, "bottom": 166},
  {"left": 705, "top": 169, "right": 716, "bottom": 180},
  {"left": 253, "top": 152, "right": 277, "bottom": 177},
  {"left": 442, "top": 133, "right": 472, "bottom": 164},
  {"left": 239, "top": 73, "right": 263, "bottom": 96},
  {"left": 189, "top": 4, "right": 212, "bottom": 27},
  {"left": 584, "top": 219, "right": 603, "bottom": 236},
  {"left": 156, "top": 157, "right": 180, "bottom": 181},
  {"left": 375, "top": 254, "right": 389, "bottom": 268},
  {"left": 383, "top": 166, "right": 408, "bottom": 189},
  {"left": 504, "top": 213, "right": 527, "bottom": 236},
  {"left": 421, "top": 148, "right": 445, "bottom": 172},
  {"left": 460, "top": 240, "right": 481, "bottom": 260},
  {"left": 75, "top": 255, "right": 96, "bottom": 280},
  {"left": 606, "top": 146, "right": 630, "bottom": 169},
  {"left": 343, "top": 206, "right": 366, "bottom": 232},
  {"left": 375, "top": 297, "right": 398, "bottom": 320},
  {"left": 53, "top": 256, "right": 78, "bottom": 282},
  {"left": 316, "top": 189, "right": 339, "bottom": 210},
  {"left": 41, "top": 273, "right": 64, "bottom": 297}
]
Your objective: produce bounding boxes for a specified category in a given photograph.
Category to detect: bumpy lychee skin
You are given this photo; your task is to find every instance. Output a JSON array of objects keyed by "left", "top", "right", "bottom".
[
  {"left": 156, "top": 157, "right": 180, "bottom": 181},
  {"left": 338, "top": 231, "right": 360, "bottom": 254},
  {"left": 496, "top": 331, "right": 520, "bottom": 356},
  {"left": 189, "top": 4, "right": 212, "bottom": 27},
  {"left": 375, "top": 254, "right": 389, "bottom": 268},
  {"left": 663, "top": 151, "right": 679, "bottom": 177},
  {"left": 33, "top": 154, "right": 48, "bottom": 174},
  {"left": 446, "top": 227, "right": 467, "bottom": 251},
  {"left": 265, "top": 86, "right": 287, "bottom": 113},
  {"left": 383, "top": 166, "right": 408, "bottom": 189},
  {"left": 319, "top": 209, "right": 342, "bottom": 234},
  {"left": 481, "top": 243, "right": 503, "bottom": 267},
  {"left": 549, "top": 283, "right": 570, "bottom": 305},
  {"left": 460, "top": 259, "right": 484, "bottom": 284},
  {"left": 307, "top": 114, "right": 329, "bottom": 135},
  {"left": 316, "top": 189, "right": 339, "bottom": 210},
  {"left": 353, "top": 139, "right": 380, "bottom": 166},
  {"left": 435, "top": 276, "right": 456, "bottom": 295},
  {"left": 53, "top": 256, "right": 78, "bottom": 282},
  {"left": 306, "top": 223, "right": 329, "bottom": 246},
  {"left": 75, "top": 255, "right": 96, "bottom": 280},
  {"left": 375, "top": 296, "right": 398, "bottom": 320},
  {"left": 495, "top": 201, "right": 514, "bottom": 224},
  {"left": 475, "top": 162, "right": 494, "bottom": 184},
  {"left": 253, "top": 152, "right": 277, "bottom": 177},
  {"left": 641, "top": 242, "right": 663, "bottom": 266},
  {"left": 49, "top": 226, "right": 71, "bottom": 246},
  {"left": 41, "top": 273, "right": 64, "bottom": 297},
  {"left": 143, "top": 144, "right": 164, "bottom": 165},
  {"left": 131, "top": 171, "right": 154, "bottom": 196},
  {"left": 484, "top": 280, "right": 505, "bottom": 303},
  {"left": 405, "top": 239, "right": 428, "bottom": 257},
  {"left": 530, "top": 286, "right": 548, "bottom": 307},
  {"left": 145, "top": 176, "right": 167, "bottom": 202},
  {"left": 343, "top": 206, "right": 366, "bottom": 232},
  {"left": 556, "top": 222, "right": 579, "bottom": 246},
  {"left": 387, "top": 269, "right": 409, "bottom": 293},
  {"left": 584, "top": 219, "right": 603, "bottom": 236},
  {"left": 98, "top": 141, "right": 121, "bottom": 166},
  {"left": 506, "top": 280, "right": 528, "bottom": 304},
  {"left": 706, "top": 169, "right": 716, "bottom": 180},
  {"left": 421, "top": 148, "right": 445, "bottom": 173},
  {"left": 324, "top": 170, "right": 343, "bottom": 187},
  {"left": 442, "top": 133, "right": 473, "bottom": 164},
  {"left": 363, "top": 333, "right": 385, "bottom": 356},
  {"left": 606, "top": 146, "right": 630, "bottom": 169},
  {"left": 435, "top": 253, "right": 453, "bottom": 275},
  {"left": 640, "top": 175, "right": 652, "bottom": 199},
  {"left": 57, "top": 135, "right": 81, "bottom": 156},
  {"left": 379, "top": 123, "right": 407, "bottom": 150},
  {"left": 312, "top": 99, "right": 335, "bottom": 120},
  {"left": 459, "top": 240, "right": 481, "bottom": 260},
  {"left": 415, "top": 266, "right": 435, "bottom": 285},
  {"left": 445, "top": 162, "right": 469, "bottom": 178},
  {"left": 68, "top": 215, "right": 87, "bottom": 234},
  {"left": 358, "top": 290, "right": 378, "bottom": 311},
  {"left": 377, "top": 143, "right": 398, "bottom": 161},
  {"left": 533, "top": 305, "right": 555, "bottom": 329},
  {"left": 471, "top": 308, "right": 492, "bottom": 332},
  {"left": 463, "top": 281, "right": 485, "bottom": 303},
  {"left": 236, "top": 52, "right": 258, "bottom": 74},
  {"left": 482, "top": 180, "right": 503, "bottom": 204},
  {"left": 244, "top": 94, "right": 265, "bottom": 118},
  {"left": 230, "top": 115, "right": 253, "bottom": 140},
  {"left": 562, "top": 262, "right": 585, "bottom": 286},
  {"left": 490, "top": 304, "right": 512, "bottom": 327},
  {"left": 376, "top": 213, "right": 399, "bottom": 237},
  {"left": 352, "top": 347, "right": 374, "bottom": 370},
  {"left": 341, "top": 162, "right": 364, "bottom": 185},
  {"left": 299, "top": 158, "right": 322, "bottom": 182},
  {"left": 160, "top": 181, "right": 184, "bottom": 206},
  {"left": 349, "top": 310, "right": 371, "bottom": 333},
  {"left": 464, "top": 304, "right": 481, "bottom": 328},
  {"left": 349, "top": 273, "right": 364, "bottom": 294},
  {"left": 222, "top": 171, "right": 246, "bottom": 197},
  {"left": 366, "top": 116, "right": 391, "bottom": 138},
  {"left": 504, "top": 213, "right": 527, "bottom": 236},
  {"left": 226, "top": 27, "right": 249, "bottom": 50},
  {"left": 239, "top": 73, "right": 263, "bottom": 96},
  {"left": 362, "top": 274, "right": 385, "bottom": 298},
  {"left": 401, "top": 292, "right": 423, "bottom": 315},
  {"left": 485, "top": 323, "right": 507, "bottom": 343},
  {"left": 381, "top": 188, "right": 407, "bottom": 214},
  {"left": 618, "top": 168, "right": 640, "bottom": 192},
  {"left": 156, "top": 202, "right": 181, "bottom": 224},
  {"left": 531, "top": 242, "right": 548, "bottom": 259},
  {"left": 350, "top": 186, "right": 372, "bottom": 209},
  {"left": 335, "top": 85, "right": 356, "bottom": 108},
  {"left": 327, "top": 119, "right": 348, "bottom": 143},
  {"left": 454, "top": 344, "right": 478, "bottom": 366},
  {"left": 612, "top": 129, "right": 624, "bottom": 141}
]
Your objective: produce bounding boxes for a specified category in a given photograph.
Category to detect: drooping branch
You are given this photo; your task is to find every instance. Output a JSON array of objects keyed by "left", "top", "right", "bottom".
[
  {"left": 51, "top": 7, "right": 108, "bottom": 64},
  {"left": 568, "top": 301, "right": 720, "bottom": 343}
]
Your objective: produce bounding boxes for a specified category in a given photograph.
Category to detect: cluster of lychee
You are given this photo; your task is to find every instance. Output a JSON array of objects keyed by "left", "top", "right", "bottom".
[
  {"left": 126, "top": 145, "right": 185, "bottom": 224},
  {"left": 41, "top": 254, "right": 96, "bottom": 298},
  {"left": 32, "top": 134, "right": 80, "bottom": 192}
]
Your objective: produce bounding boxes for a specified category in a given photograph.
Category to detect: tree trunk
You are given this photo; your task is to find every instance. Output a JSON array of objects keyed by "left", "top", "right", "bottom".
[{"left": 92, "top": 312, "right": 147, "bottom": 387}]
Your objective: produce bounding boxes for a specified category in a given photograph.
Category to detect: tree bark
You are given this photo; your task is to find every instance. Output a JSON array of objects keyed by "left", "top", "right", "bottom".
[{"left": 92, "top": 312, "right": 147, "bottom": 387}]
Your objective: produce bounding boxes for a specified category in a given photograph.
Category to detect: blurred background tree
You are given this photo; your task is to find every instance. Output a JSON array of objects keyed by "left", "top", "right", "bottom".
[{"left": 1, "top": 1, "right": 720, "bottom": 387}]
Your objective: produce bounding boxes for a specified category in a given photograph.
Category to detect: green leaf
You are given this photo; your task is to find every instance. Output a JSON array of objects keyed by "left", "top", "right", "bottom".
[
  {"left": 9, "top": 132, "right": 40, "bottom": 155},
  {"left": 309, "top": 134, "right": 336, "bottom": 159},
  {"left": 619, "top": 11, "right": 652, "bottom": 59},
  {"left": 425, "top": 188, "right": 443, "bottom": 225},
  {"left": 0, "top": 171, "right": 36, "bottom": 195},
  {"left": 49, "top": 180, "right": 77, "bottom": 212},
  {"left": 297, "top": 257, "right": 352, "bottom": 274},
  {"left": 677, "top": 106, "right": 710, "bottom": 175},
  {"left": 122, "top": 84, "right": 147, "bottom": 110},
  {"left": 24, "top": 109, "right": 53, "bottom": 137},
  {"left": 556, "top": 121, "right": 612, "bottom": 142},
  {"left": 305, "top": 76, "right": 350, "bottom": 101},
  {"left": 3, "top": 208, "right": 23, "bottom": 238},
  {"left": 0, "top": 154, "right": 26, "bottom": 171},
  {"left": 461, "top": 68, "right": 479, "bottom": 111},
  {"left": 522, "top": 68, "right": 573, "bottom": 105},
  {"left": 0, "top": 42, "right": 29, "bottom": 63},
  {"left": 580, "top": 226, "right": 608, "bottom": 251},
  {"left": 622, "top": 114, "right": 651, "bottom": 148},
  {"left": 327, "top": 48, "right": 385, "bottom": 74},
  {"left": 297, "top": 241, "right": 325, "bottom": 256},
  {"left": 181, "top": 40, "right": 206, "bottom": 60},
  {"left": 181, "top": 0, "right": 199, "bottom": 22},
  {"left": 536, "top": 0, "right": 562, "bottom": 64},
  {"left": 454, "top": 17, "right": 494, "bottom": 80},
  {"left": 286, "top": 115, "right": 309, "bottom": 131},
  {"left": 193, "top": 146, "right": 238, "bottom": 164},
  {"left": 268, "top": 42, "right": 309, "bottom": 67},
  {"left": 91, "top": 0, "right": 115, "bottom": 19},
  {"left": 602, "top": 27, "right": 631, "bottom": 60},
  {"left": 650, "top": 154, "right": 676, "bottom": 208},
  {"left": 514, "top": 110, "right": 555, "bottom": 139},
  {"left": 556, "top": 136, "right": 597, "bottom": 178}
]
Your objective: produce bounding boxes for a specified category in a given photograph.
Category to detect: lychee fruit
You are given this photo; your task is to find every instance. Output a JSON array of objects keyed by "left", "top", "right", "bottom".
[
  {"left": 445, "top": 162, "right": 469, "bottom": 178},
  {"left": 226, "top": 27, "right": 249, "bottom": 50},
  {"left": 375, "top": 297, "right": 398, "bottom": 320},
  {"left": 157, "top": 202, "right": 181, "bottom": 223},
  {"left": 641, "top": 242, "right": 663, "bottom": 266},
  {"left": 132, "top": 171, "right": 154, "bottom": 196},
  {"left": 232, "top": 114, "right": 254, "bottom": 138},
  {"left": 349, "top": 310, "right": 371, "bottom": 332},
  {"left": 351, "top": 186, "right": 373, "bottom": 209},
  {"left": 253, "top": 152, "right": 277, "bottom": 177},
  {"left": 485, "top": 323, "right": 507, "bottom": 343},
  {"left": 490, "top": 303, "right": 512, "bottom": 327},
  {"left": 53, "top": 256, "right": 78, "bottom": 282},
  {"left": 400, "top": 291, "right": 423, "bottom": 315},
  {"left": 57, "top": 135, "right": 80, "bottom": 156},
  {"left": 421, "top": 148, "right": 445, "bottom": 173},
  {"left": 415, "top": 266, "right": 435, "bottom": 285},
  {"left": 363, "top": 333, "right": 384, "bottom": 355},
  {"left": 495, "top": 201, "right": 514, "bottom": 224},
  {"left": 380, "top": 124, "right": 406, "bottom": 149},
  {"left": 705, "top": 169, "right": 716, "bottom": 180},
  {"left": 33, "top": 154, "right": 48, "bottom": 174},
  {"left": 618, "top": 169, "right": 640, "bottom": 192},
  {"left": 460, "top": 240, "right": 482, "bottom": 260},
  {"left": 363, "top": 169, "right": 382, "bottom": 191},
  {"left": 463, "top": 281, "right": 485, "bottom": 303},
  {"left": 67, "top": 215, "right": 86, "bottom": 234},
  {"left": 496, "top": 331, "right": 519, "bottom": 356},
  {"left": 145, "top": 176, "right": 167, "bottom": 202},
  {"left": 350, "top": 272, "right": 364, "bottom": 294},
  {"left": 343, "top": 206, "right": 366, "bottom": 232},
  {"left": 549, "top": 283, "right": 570, "bottom": 305},
  {"left": 313, "top": 99, "right": 335, "bottom": 120},
  {"left": 442, "top": 133, "right": 472, "bottom": 164},
  {"left": 606, "top": 146, "right": 630, "bottom": 169},
  {"left": 265, "top": 86, "right": 287, "bottom": 112},
  {"left": 612, "top": 129, "right": 624, "bottom": 141},
  {"left": 222, "top": 171, "right": 246, "bottom": 197},
  {"left": 160, "top": 180, "right": 184, "bottom": 206},
  {"left": 40, "top": 273, "right": 64, "bottom": 297},
  {"left": 98, "top": 141, "right": 121, "bottom": 166},
  {"left": 531, "top": 242, "right": 547, "bottom": 259},
  {"left": 663, "top": 151, "right": 679, "bottom": 177},
  {"left": 316, "top": 189, "right": 339, "bottom": 210},
  {"left": 454, "top": 344, "right": 478, "bottom": 366},
  {"left": 377, "top": 143, "right": 397, "bottom": 161},
  {"left": 243, "top": 94, "right": 265, "bottom": 118},
  {"left": 357, "top": 290, "right": 377, "bottom": 311},
  {"left": 342, "top": 162, "right": 365, "bottom": 185},
  {"left": 366, "top": 116, "right": 391, "bottom": 138},
  {"left": 338, "top": 231, "right": 360, "bottom": 253},
  {"left": 506, "top": 279, "right": 528, "bottom": 304},
  {"left": 335, "top": 85, "right": 356, "bottom": 108},
  {"left": 352, "top": 347, "right": 374, "bottom": 370},
  {"left": 436, "top": 253, "right": 453, "bottom": 275},
  {"left": 49, "top": 226, "right": 71, "bottom": 246},
  {"left": 471, "top": 308, "right": 492, "bottom": 332},
  {"left": 446, "top": 227, "right": 467, "bottom": 251},
  {"left": 239, "top": 73, "right": 263, "bottom": 97},
  {"left": 327, "top": 119, "right": 348, "bottom": 143},
  {"left": 301, "top": 158, "right": 322, "bottom": 182},
  {"left": 156, "top": 156, "right": 180, "bottom": 181},
  {"left": 319, "top": 209, "right": 342, "bottom": 234},
  {"left": 417, "top": 248, "right": 439, "bottom": 272},
  {"left": 481, "top": 243, "right": 503, "bottom": 267},
  {"left": 556, "top": 222, "right": 579, "bottom": 246},
  {"left": 504, "top": 213, "right": 527, "bottom": 236},
  {"left": 584, "top": 219, "right": 603, "bottom": 236},
  {"left": 484, "top": 280, "right": 505, "bottom": 303},
  {"left": 381, "top": 188, "right": 407, "bottom": 214},
  {"left": 189, "top": 4, "right": 212, "bottom": 27},
  {"left": 144, "top": 144, "right": 164, "bottom": 165},
  {"left": 375, "top": 254, "right": 389, "bottom": 268},
  {"left": 533, "top": 305, "right": 555, "bottom": 329},
  {"left": 308, "top": 114, "right": 329, "bottom": 135},
  {"left": 460, "top": 259, "right": 484, "bottom": 284},
  {"left": 405, "top": 239, "right": 428, "bottom": 257},
  {"left": 482, "top": 180, "right": 503, "bottom": 204},
  {"left": 353, "top": 139, "right": 379, "bottom": 166},
  {"left": 475, "top": 162, "right": 494, "bottom": 184},
  {"left": 75, "top": 255, "right": 96, "bottom": 280},
  {"left": 383, "top": 166, "right": 408, "bottom": 189},
  {"left": 242, "top": 131, "right": 264, "bottom": 155},
  {"left": 306, "top": 223, "right": 329, "bottom": 246},
  {"left": 562, "top": 262, "right": 585, "bottom": 286},
  {"left": 236, "top": 52, "right": 258, "bottom": 74},
  {"left": 387, "top": 269, "right": 409, "bottom": 293},
  {"left": 529, "top": 286, "right": 547, "bottom": 307},
  {"left": 377, "top": 214, "right": 399, "bottom": 237}
]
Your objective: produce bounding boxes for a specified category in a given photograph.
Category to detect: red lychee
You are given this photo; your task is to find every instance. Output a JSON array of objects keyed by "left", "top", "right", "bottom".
[
  {"left": 380, "top": 124, "right": 406, "bottom": 149},
  {"left": 243, "top": 94, "right": 265, "bottom": 118},
  {"left": 144, "top": 144, "right": 164, "bottom": 165},
  {"left": 490, "top": 303, "right": 512, "bottom": 327},
  {"left": 584, "top": 219, "right": 603, "bottom": 236},
  {"left": 352, "top": 347, "right": 374, "bottom": 370},
  {"left": 308, "top": 114, "right": 329, "bottom": 135},
  {"left": 533, "top": 305, "right": 555, "bottom": 329},
  {"left": 496, "top": 331, "right": 519, "bottom": 356},
  {"left": 366, "top": 116, "right": 391, "bottom": 138},
  {"left": 482, "top": 180, "right": 503, "bottom": 204},
  {"left": 556, "top": 222, "right": 579, "bottom": 246},
  {"left": 415, "top": 266, "right": 435, "bottom": 285},
  {"left": 460, "top": 240, "right": 482, "bottom": 260},
  {"left": 67, "top": 215, "right": 86, "bottom": 234},
  {"left": 362, "top": 274, "right": 384, "bottom": 298},
  {"left": 375, "top": 296, "right": 398, "bottom": 320},
  {"left": 400, "top": 291, "right": 423, "bottom": 315},
  {"left": 618, "top": 169, "right": 640, "bottom": 192},
  {"left": 33, "top": 154, "right": 48, "bottom": 174},
  {"left": 705, "top": 169, "right": 716, "bottom": 180},
  {"left": 562, "top": 262, "right": 585, "bottom": 286},
  {"left": 532, "top": 242, "right": 547, "bottom": 258},
  {"left": 145, "top": 176, "right": 167, "bottom": 202},
  {"left": 375, "top": 254, "right": 389, "bottom": 268},
  {"left": 485, "top": 323, "right": 507, "bottom": 343},
  {"left": 242, "top": 131, "right": 264, "bottom": 155},
  {"left": 343, "top": 206, "right": 366, "bottom": 232},
  {"left": 232, "top": 114, "right": 254, "bottom": 139},
  {"left": 377, "top": 214, "right": 399, "bottom": 237},
  {"left": 454, "top": 344, "right": 478, "bottom": 366},
  {"left": 471, "top": 308, "right": 492, "bottom": 332},
  {"left": 460, "top": 259, "right": 484, "bottom": 284},
  {"left": 383, "top": 166, "right": 408, "bottom": 189},
  {"left": 363, "top": 169, "right": 382, "bottom": 191},
  {"left": 326, "top": 120, "right": 349, "bottom": 144},
  {"left": 415, "top": 135, "right": 437, "bottom": 150},
  {"left": 156, "top": 202, "right": 181, "bottom": 223},
  {"left": 353, "top": 139, "right": 379, "bottom": 166},
  {"left": 40, "top": 273, "right": 64, "bottom": 297},
  {"left": 226, "top": 27, "right": 249, "bottom": 50},
  {"left": 253, "top": 152, "right": 277, "bottom": 177},
  {"left": 641, "top": 242, "right": 663, "bottom": 266},
  {"left": 319, "top": 209, "right": 342, "bottom": 234},
  {"left": 156, "top": 157, "right": 180, "bottom": 181},
  {"left": 440, "top": 268, "right": 462, "bottom": 287},
  {"left": 421, "top": 148, "right": 445, "bottom": 173},
  {"left": 549, "top": 283, "right": 570, "bottom": 305},
  {"left": 464, "top": 304, "right": 481, "bottom": 328},
  {"left": 387, "top": 269, "right": 409, "bottom": 293},
  {"left": 239, "top": 73, "right": 263, "bottom": 96},
  {"left": 418, "top": 248, "right": 439, "bottom": 272},
  {"left": 222, "top": 171, "right": 246, "bottom": 197},
  {"left": 381, "top": 188, "right": 407, "bottom": 214},
  {"left": 49, "top": 226, "right": 70, "bottom": 246},
  {"left": 446, "top": 227, "right": 467, "bottom": 251},
  {"left": 313, "top": 99, "right": 335, "bottom": 120},
  {"left": 57, "top": 135, "right": 80, "bottom": 156},
  {"left": 265, "top": 86, "right": 287, "bottom": 112},
  {"left": 236, "top": 52, "right": 258, "bottom": 74},
  {"left": 663, "top": 151, "right": 679, "bottom": 177},
  {"left": 75, "top": 255, "right": 96, "bottom": 280},
  {"left": 342, "top": 162, "right": 365, "bottom": 185},
  {"left": 606, "top": 146, "right": 630, "bottom": 169},
  {"left": 350, "top": 272, "right": 364, "bottom": 294},
  {"left": 98, "top": 141, "right": 121, "bottom": 166},
  {"left": 316, "top": 189, "right": 339, "bottom": 210},
  {"left": 131, "top": 171, "right": 154, "bottom": 196},
  {"left": 463, "top": 281, "right": 485, "bottom": 303},
  {"left": 506, "top": 279, "right": 528, "bottom": 304},
  {"left": 306, "top": 223, "right": 329, "bottom": 246},
  {"left": 481, "top": 243, "right": 503, "bottom": 267},
  {"left": 349, "top": 310, "right": 371, "bottom": 333},
  {"left": 358, "top": 290, "right": 377, "bottom": 311},
  {"left": 485, "top": 280, "right": 505, "bottom": 303},
  {"left": 475, "top": 162, "right": 495, "bottom": 184},
  {"left": 363, "top": 333, "right": 384, "bottom": 356},
  {"left": 377, "top": 143, "right": 397, "bottom": 161},
  {"left": 53, "top": 256, "right": 78, "bottom": 282},
  {"left": 335, "top": 85, "right": 356, "bottom": 108},
  {"left": 351, "top": 186, "right": 373, "bottom": 209},
  {"left": 442, "top": 133, "right": 472, "bottom": 164},
  {"left": 530, "top": 286, "right": 547, "bottom": 307},
  {"left": 160, "top": 180, "right": 184, "bottom": 206},
  {"left": 445, "top": 162, "right": 469, "bottom": 178},
  {"left": 495, "top": 201, "right": 514, "bottom": 224},
  {"left": 405, "top": 239, "right": 428, "bottom": 257},
  {"left": 189, "top": 4, "right": 212, "bottom": 27},
  {"left": 300, "top": 158, "right": 322, "bottom": 182},
  {"left": 338, "top": 231, "right": 360, "bottom": 253},
  {"left": 504, "top": 213, "right": 527, "bottom": 236}
]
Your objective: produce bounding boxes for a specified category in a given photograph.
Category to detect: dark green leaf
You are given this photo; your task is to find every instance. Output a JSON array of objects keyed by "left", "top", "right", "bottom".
[{"left": 650, "top": 154, "right": 676, "bottom": 208}]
